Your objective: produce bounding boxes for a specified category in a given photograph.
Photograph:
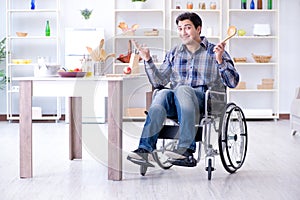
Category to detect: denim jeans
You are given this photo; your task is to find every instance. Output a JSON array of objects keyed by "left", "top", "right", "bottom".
[{"left": 138, "top": 85, "right": 206, "bottom": 153}]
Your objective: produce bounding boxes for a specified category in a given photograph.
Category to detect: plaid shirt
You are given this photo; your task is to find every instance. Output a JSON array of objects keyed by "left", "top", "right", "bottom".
[{"left": 144, "top": 37, "right": 239, "bottom": 90}]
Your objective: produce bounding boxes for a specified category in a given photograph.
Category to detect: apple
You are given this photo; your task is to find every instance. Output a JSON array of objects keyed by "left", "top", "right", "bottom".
[
  {"left": 123, "top": 66, "right": 131, "bottom": 74},
  {"left": 238, "top": 29, "right": 246, "bottom": 36}
]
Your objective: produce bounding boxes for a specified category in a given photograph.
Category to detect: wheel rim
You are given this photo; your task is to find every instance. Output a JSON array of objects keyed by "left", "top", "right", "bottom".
[{"left": 219, "top": 105, "right": 248, "bottom": 173}]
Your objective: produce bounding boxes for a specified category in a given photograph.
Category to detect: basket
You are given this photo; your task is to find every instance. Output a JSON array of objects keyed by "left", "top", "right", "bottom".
[
  {"left": 233, "top": 57, "right": 247, "bottom": 63},
  {"left": 252, "top": 53, "right": 272, "bottom": 63}
]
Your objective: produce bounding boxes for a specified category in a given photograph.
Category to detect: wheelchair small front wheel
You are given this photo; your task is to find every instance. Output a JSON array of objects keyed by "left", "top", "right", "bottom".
[
  {"left": 218, "top": 104, "right": 248, "bottom": 174},
  {"left": 153, "top": 139, "right": 176, "bottom": 170}
]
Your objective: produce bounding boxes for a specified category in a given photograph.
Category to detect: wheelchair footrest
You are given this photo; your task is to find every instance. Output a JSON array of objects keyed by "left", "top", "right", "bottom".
[
  {"left": 127, "top": 156, "right": 155, "bottom": 168},
  {"left": 168, "top": 156, "right": 197, "bottom": 167}
]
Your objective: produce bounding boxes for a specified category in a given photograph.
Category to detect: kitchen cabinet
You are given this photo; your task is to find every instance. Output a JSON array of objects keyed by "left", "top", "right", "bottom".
[
  {"left": 226, "top": 0, "right": 279, "bottom": 119},
  {"left": 113, "top": 0, "right": 166, "bottom": 119},
  {"left": 6, "top": 0, "right": 61, "bottom": 121}
]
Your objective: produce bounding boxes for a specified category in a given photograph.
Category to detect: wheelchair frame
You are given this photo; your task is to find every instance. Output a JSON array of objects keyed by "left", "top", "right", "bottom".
[{"left": 140, "top": 88, "right": 248, "bottom": 180}]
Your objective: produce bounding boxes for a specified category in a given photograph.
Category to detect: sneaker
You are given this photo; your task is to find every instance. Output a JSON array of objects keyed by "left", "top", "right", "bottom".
[
  {"left": 127, "top": 148, "right": 155, "bottom": 167},
  {"left": 166, "top": 148, "right": 197, "bottom": 167}
]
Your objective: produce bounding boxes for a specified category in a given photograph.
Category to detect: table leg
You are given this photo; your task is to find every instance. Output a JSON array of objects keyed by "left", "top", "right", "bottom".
[
  {"left": 69, "top": 97, "right": 82, "bottom": 160},
  {"left": 19, "top": 80, "right": 33, "bottom": 178},
  {"left": 108, "top": 80, "right": 123, "bottom": 181}
]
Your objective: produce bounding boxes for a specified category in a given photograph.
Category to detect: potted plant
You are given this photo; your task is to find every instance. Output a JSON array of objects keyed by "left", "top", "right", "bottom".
[
  {"left": 132, "top": 0, "right": 147, "bottom": 9},
  {"left": 80, "top": 8, "right": 93, "bottom": 20},
  {"left": 0, "top": 37, "right": 6, "bottom": 90}
]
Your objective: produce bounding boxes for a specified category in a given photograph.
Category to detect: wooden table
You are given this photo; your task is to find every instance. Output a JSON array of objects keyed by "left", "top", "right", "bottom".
[{"left": 16, "top": 76, "right": 123, "bottom": 181}]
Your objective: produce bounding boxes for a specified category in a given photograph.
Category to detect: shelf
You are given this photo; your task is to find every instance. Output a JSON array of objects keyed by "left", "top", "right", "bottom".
[
  {"left": 229, "top": 89, "right": 277, "bottom": 92},
  {"left": 234, "top": 62, "right": 277, "bottom": 66},
  {"left": 227, "top": 0, "right": 279, "bottom": 120},
  {"left": 7, "top": 9, "right": 58, "bottom": 13},
  {"left": 6, "top": 0, "right": 61, "bottom": 121},
  {"left": 115, "top": 9, "right": 164, "bottom": 12},
  {"left": 7, "top": 36, "right": 58, "bottom": 39},
  {"left": 115, "top": 35, "right": 165, "bottom": 39},
  {"left": 228, "top": 9, "right": 278, "bottom": 12},
  {"left": 170, "top": 9, "right": 221, "bottom": 13}
]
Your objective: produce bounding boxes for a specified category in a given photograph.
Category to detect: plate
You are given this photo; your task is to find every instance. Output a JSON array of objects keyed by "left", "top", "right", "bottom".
[{"left": 58, "top": 71, "right": 86, "bottom": 77}]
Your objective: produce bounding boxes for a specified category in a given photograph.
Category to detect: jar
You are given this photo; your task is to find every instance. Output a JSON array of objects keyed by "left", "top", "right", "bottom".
[
  {"left": 94, "top": 61, "right": 105, "bottom": 76},
  {"left": 175, "top": 1, "right": 181, "bottom": 9},
  {"left": 210, "top": 2, "right": 216, "bottom": 9},
  {"left": 199, "top": 2, "right": 206, "bottom": 9},
  {"left": 186, "top": 2, "right": 193, "bottom": 9}
]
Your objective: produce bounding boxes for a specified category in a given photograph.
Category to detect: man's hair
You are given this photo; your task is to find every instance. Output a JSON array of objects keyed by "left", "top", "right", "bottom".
[{"left": 175, "top": 12, "right": 202, "bottom": 29}]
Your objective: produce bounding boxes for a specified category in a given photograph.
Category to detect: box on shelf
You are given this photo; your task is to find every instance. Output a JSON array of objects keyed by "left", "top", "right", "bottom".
[
  {"left": 235, "top": 81, "right": 246, "bottom": 89},
  {"left": 257, "top": 78, "right": 274, "bottom": 89},
  {"left": 125, "top": 108, "right": 146, "bottom": 117}
]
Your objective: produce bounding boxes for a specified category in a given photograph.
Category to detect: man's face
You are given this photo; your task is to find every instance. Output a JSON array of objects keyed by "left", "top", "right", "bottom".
[{"left": 177, "top": 19, "right": 201, "bottom": 45}]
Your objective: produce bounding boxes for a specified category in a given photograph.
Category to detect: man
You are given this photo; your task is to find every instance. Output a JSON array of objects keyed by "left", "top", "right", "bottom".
[{"left": 127, "top": 12, "right": 239, "bottom": 167}]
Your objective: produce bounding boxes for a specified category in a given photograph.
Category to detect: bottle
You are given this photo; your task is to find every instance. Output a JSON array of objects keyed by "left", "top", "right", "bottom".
[
  {"left": 241, "top": 0, "right": 247, "bottom": 9},
  {"left": 257, "top": 0, "right": 262, "bottom": 9},
  {"left": 250, "top": 0, "right": 255, "bottom": 9},
  {"left": 45, "top": 20, "right": 50, "bottom": 36},
  {"left": 30, "top": 0, "right": 35, "bottom": 10},
  {"left": 268, "top": 0, "right": 272, "bottom": 9}
]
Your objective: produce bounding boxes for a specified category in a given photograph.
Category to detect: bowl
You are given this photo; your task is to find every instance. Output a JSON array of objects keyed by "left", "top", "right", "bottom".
[
  {"left": 58, "top": 71, "right": 86, "bottom": 78},
  {"left": 16, "top": 32, "right": 28, "bottom": 37}
]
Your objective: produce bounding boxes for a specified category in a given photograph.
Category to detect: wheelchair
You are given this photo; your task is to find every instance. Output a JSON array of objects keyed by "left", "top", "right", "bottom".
[{"left": 140, "top": 86, "right": 248, "bottom": 180}]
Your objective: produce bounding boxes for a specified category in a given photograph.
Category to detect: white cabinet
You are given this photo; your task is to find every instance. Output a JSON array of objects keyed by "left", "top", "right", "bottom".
[
  {"left": 113, "top": 0, "right": 166, "bottom": 118},
  {"left": 226, "top": 0, "right": 279, "bottom": 119},
  {"left": 6, "top": 0, "right": 61, "bottom": 121}
]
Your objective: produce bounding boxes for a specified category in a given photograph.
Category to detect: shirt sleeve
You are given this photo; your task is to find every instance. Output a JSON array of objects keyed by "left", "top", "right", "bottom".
[
  {"left": 216, "top": 51, "right": 240, "bottom": 88},
  {"left": 144, "top": 52, "right": 173, "bottom": 88}
]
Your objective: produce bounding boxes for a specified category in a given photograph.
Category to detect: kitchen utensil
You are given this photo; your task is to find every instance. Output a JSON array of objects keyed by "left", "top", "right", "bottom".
[{"left": 222, "top": 26, "right": 237, "bottom": 43}]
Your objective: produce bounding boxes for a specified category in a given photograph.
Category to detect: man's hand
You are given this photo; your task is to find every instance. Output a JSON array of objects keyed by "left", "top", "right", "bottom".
[
  {"left": 132, "top": 40, "right": 151, "bottom": 62},
  {"left": 213, "top": 42, "right": 226, "bottom": 64}
]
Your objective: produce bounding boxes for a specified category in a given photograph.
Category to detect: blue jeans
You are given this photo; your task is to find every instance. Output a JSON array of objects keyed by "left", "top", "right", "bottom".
[{"left": 138, "top": 85, "right": 206, "bottom": 153}]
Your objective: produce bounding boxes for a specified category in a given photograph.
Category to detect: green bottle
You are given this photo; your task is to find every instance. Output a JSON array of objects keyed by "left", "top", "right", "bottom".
[
  {"left": 45, "top": 20, "right": 50, "bottom": 36},
  {"left": 268, "top": 0, "right": 272, "bottom": 9},
  {"left": 241, "top": 0, "right": 247, "bottom": 9}
]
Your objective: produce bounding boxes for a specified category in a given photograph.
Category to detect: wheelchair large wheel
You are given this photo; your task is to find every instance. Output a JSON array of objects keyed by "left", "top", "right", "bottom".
[
  {"left": 153, "top": 139, "right": 176, "bottom": 170},
  {"left": 218, "top": 103, "right": 248, "bottom": 174}
]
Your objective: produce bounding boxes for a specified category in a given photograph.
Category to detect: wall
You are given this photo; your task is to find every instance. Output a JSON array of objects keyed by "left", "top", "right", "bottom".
[{"left": 0, "top": 0, "right": 299, "bottom": 115}]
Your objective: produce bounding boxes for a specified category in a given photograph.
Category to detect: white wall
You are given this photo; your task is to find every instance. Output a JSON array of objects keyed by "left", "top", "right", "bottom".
[{"left": 0, "top": 0, "right": 299, "bottom": 114}]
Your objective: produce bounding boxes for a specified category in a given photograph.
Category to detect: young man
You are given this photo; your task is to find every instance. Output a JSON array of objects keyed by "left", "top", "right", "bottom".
[{"left": 127, "top": 12, "right": 239, "bottom": 167}]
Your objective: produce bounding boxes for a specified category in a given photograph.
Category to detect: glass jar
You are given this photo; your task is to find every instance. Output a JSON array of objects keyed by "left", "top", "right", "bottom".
[
  {"left": 199, "top": 2, "right": 206, "bottom": 9},
  {"left": 186, "top": 2, "right": 193, "bottom": 9},
  {"left": 210, "top": 2, "right": 216, "bottom": 9},
  {"left": 175, "top": 1, "right": 181, "bottom": 9}
]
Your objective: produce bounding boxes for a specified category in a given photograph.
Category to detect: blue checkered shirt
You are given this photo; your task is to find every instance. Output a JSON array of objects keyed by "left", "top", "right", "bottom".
[{"left": 144, "top": 37, "right": 239, "bottom": 90}]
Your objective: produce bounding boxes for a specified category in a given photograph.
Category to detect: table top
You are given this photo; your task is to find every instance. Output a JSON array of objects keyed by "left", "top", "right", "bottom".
[{"left": 13, "top": 74, "right": 147, "bottom": 81}]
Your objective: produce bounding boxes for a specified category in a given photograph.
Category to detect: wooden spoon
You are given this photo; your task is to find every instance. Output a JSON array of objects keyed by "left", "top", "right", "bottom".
[{"left": 222, "top": 26, "right": 237, "bottom": 43}]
